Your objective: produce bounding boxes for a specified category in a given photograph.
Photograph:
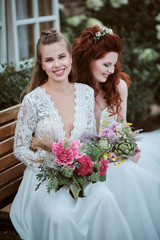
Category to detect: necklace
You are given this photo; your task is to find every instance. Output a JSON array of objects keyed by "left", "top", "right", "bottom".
[{"left": 95, "top": 97, "right": 103, "bottom": 110}]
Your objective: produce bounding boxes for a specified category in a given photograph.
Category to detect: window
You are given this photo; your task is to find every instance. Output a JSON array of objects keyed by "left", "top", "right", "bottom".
[
  {"left": 0, "top": 0, "right": 7, "bottom": 65},
  {"left": 1, "top": 0, "right": 60, "bottom": 69}
]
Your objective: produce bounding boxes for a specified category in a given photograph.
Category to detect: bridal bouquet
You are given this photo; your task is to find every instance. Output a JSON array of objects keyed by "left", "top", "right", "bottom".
[
  {"left": 32, "top": 138, "right": 108, "bottom": 199},
  {"left": 86, "top": 121, "right": 141, "bottom": 166}
]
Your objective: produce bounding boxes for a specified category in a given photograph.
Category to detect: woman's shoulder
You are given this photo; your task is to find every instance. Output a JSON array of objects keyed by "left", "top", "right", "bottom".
[
  {"left": 117, "top": 79, "right": 128, "bottom": 94},
  {"left": 117, "top": 79, "right": 128, "bottom": 100},
  {"left": 75, "top": 82, "right": 94, "bottom": 94},
  {"left": 22, "top": 87, "right": 42, "bottom": 103}
]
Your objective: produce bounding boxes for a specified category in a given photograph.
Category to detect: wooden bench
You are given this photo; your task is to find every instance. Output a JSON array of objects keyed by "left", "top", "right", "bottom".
[{"left": 0, "top": 104, "right": 26, "bottom": 231}]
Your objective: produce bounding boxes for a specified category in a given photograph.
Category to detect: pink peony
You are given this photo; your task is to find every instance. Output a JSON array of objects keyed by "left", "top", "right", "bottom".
[
  {"left": 76, "top": 155, "right": 94, "bottom": 176},
  {"left": 52, "top": 140, "right": 82, "bottom": 166},
  {"left": 99, "top": 158, "right": 108, "bottom": 176}
]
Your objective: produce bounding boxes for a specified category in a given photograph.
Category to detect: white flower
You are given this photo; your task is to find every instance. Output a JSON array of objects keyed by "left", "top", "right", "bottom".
[
  {"left": 156, "top": 64, "right": 160, "bottom": 72},
  {"left": 110, "top": 0, "right": 128, "bottom": 8},
  {"left": 155, "top": 14, "right": 160, "bottom": 22},
  {"left": 156, "top": 24, "right": 160, "bottom": 40},
  {"left": 138, "top": 48, "right": 159, "bottom": 61},
  {"left": 102, "top": 27, "right": 113, "bottom": 35},
  {"left": 95, "top": 32, "right": 101, "bottom": 37},
  {"left": 86, "top": 0, "right": 105, "bottom": 11},
  {"left": 94, "top": 26, "right": 113, "bottom": 42},
  {"left": 58, "top": 3, "right": 65, "bottom": 11},
  {"left": 67, "top": 15, "right": 87, "bottom": 27},
  {"left": 42, "top": 152, "right": 58, "bottom": 169},
  {"left": 86, "top": 18, "right": 104, "bottom": 28}
]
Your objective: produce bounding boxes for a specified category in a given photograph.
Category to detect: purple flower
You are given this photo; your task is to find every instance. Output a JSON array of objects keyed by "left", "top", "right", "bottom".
[
  {"left": 109, "top": 122, "right": 119, "bottom": 131},
  {"left": 98, "top": 128, "right": 118, "bottom": 143}
]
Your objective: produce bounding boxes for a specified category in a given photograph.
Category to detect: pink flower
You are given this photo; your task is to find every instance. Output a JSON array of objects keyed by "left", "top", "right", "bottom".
[
  {"left": 76, "top": 155, "right": 94, "bottom": 176},
  {"left": 52, "top": 140, "right": 82, "bottom": 166},
  {"left": 136, "top": 147, "right": 141, "bottom": 154},
  {"left": 99, "top": 158, "right": 108, "bottom": 176}
]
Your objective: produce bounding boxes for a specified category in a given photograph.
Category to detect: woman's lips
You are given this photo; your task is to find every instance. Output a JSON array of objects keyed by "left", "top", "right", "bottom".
[{"left": 54, "top": 69, "right": 65, "bottom": 76}]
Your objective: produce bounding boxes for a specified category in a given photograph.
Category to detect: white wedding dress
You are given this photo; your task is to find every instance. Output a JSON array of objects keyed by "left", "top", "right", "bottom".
[
  {"left": 99, "top": 108, "right": 160, "bottom": 240},
  {"left": 10, "top": 83, "right": 133, "bottom": 240},
  {"left": 138, "top": 129, "right": 160, "bottom": 181}
]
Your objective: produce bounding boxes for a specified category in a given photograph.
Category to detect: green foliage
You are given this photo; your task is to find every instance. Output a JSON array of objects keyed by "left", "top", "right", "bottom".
[
  {"left": 59, "top": 0, "right": 160, "bottom": 129},
  {"left": 87, "top": 146, "right": 100, "bottom": 161},
  {"left": 0, "top": 61, "right": 33, "bottom": 110}
]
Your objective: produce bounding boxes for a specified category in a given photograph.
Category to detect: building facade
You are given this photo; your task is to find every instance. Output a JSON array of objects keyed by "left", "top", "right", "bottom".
[{"left": 0, "top": 0, "right": 60, "bottom": 69}]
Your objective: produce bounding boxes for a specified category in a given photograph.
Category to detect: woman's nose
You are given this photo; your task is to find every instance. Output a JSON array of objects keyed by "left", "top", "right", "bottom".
[
  {"left": 108, "top": 65, "right": 115, "bottom": 74},
  {"left": 54, "top": 59, "right": 60, "bottom": 68}
]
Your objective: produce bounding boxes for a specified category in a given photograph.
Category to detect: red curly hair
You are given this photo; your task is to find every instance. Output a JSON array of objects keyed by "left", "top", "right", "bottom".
[{"left": 72, "top": 25, "right": 129, "bottom": 117}]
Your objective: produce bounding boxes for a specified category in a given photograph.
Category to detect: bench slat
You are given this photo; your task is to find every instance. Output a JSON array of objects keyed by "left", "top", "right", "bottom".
[
  {"left": 0, "top": 153, "right": 20, "bottom": 171},
  {"left": 0, "top": 163, "right": 26, "bottom": 187},
  {"left": 1, "top": 203, "right": 12, "bottom": 213},
  {"left": 0, "top": 137, "right": 14, "bottom": 156},
  {"left": 0, "top": 104, "right": 25, "bottom": 232},
  {"left": 0, "top": 177, "right": 23, "bottom": 202},
  {"left": 0, "top": 121, "right": 17, "bottom": 140},
  {"left": 0, "top": 104, "right": 20, "bottom": 125}
]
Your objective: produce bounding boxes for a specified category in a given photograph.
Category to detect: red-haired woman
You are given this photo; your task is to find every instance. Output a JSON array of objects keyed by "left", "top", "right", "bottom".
[{"left": 73, "top": 25, "right": 160, "bottom": 240}]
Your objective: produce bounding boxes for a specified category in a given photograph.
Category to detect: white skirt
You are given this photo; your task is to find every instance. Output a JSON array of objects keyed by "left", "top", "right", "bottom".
[
  {"left": 138, "top": 129, "right": 160, "bottom": 181},
  {"left": 106, "top": 158, "right": 160, "bottom": 240},
  {"left": 10, "top": 167, "right": 133, "bottom": 240}
]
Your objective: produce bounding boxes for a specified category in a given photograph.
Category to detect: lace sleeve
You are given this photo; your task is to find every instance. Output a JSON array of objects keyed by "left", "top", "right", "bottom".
[
  {"left": 85, "top": 87, "right": 97, "bottom": 135},
  {"left": 14, "top": 95, "right": 45, "bottom": 171}
]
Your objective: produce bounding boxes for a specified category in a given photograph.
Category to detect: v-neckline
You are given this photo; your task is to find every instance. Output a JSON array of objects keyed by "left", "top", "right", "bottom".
[{"left": 39, "top": 83, "right": 77, "bottom": 140}]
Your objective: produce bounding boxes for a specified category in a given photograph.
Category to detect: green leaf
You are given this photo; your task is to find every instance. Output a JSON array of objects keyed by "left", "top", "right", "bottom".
[
  {"left": 88, "top": 146, "right": 100, "bottom": 161},
  {"left": 94, "top": 161, "right": 101, "bottom": 171},
  {"left": 74, "top": 174, "right": 84, "bottom": 186},
  {"left": 63, "top": 140, "right": 70, "bottom": 149},
  {"left": 47, "top": 177, "right": 58, "bottom": 192},
  {"left": 35, "top": 182, "right": 42, "bottom": 191},
  {"left": 58, "top": 174, "right": 70, "bottom": 185},
  {"left": 70, "top": 182, "right": 81, "bottom": 199},
  {"left": 99, "top": 173, "right": 106, "bottom": 182}
]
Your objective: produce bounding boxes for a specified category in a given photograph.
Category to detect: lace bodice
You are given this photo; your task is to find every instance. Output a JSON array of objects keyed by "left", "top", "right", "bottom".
[{"left": 14, "top": 83, "right": 96, "bottom": 171}]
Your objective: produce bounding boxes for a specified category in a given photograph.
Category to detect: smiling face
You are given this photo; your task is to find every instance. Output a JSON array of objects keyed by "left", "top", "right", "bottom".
[
  {"left": 90, "top": 52, "right": 118, "bottom": 85},
  {"left": 40, "top": 41, "right": 72, "bottom": 83}
]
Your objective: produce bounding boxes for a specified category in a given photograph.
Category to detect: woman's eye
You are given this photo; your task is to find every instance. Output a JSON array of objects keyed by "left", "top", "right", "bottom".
[
  {"left": 59, "top": 55, "right": 65, "bottom": 59},
  {"left": 104, "top": 63, "right": 110, "bottom": 67},
  {"left": 46, "top": 59, "right": 52, "bottom": 62}
]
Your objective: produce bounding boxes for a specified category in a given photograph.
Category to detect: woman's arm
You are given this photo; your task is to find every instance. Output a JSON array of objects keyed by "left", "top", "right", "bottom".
[
  {"left": 117, "top": 79, "right": 140, "bottom": 163},
  {"left": 117, "top": 79, "right": 128, "bottom": 123},
  {"left": 14, "top": 95, "right": 45, "bottom": 170}
]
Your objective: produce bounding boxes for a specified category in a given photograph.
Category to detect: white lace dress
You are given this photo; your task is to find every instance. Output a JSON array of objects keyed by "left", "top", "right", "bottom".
[
  {"left": 10, "top": 83, "right": 133, "bottom": 240},
  {"left": 99, "top": 108, "right": 160, "bottom": 240}
]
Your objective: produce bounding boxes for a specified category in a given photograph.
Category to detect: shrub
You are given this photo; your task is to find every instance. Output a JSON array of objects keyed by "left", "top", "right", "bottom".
[
  {"left": 0, "top": 62, "right": 33, "bottom": 110},
  {"left": 59, "top": 0, "right": 160, "bottom": 129}
]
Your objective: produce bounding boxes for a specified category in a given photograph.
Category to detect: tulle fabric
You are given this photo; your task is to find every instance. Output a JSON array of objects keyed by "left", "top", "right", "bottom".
[
  {"left": 99, "top": 108, "right": 160, "bottom": 240},
  {"left": 138, "top": 129, "right": 160, "bottom": 181},
  {"left": 10, "top": 167, "right": 133, "bottom": 240}
]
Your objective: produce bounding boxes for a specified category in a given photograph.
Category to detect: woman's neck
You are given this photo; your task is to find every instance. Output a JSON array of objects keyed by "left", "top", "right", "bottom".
[
  {"left": 41, "top": 80, "right": 73, "bottom": 95},
  {"left": 94, "top": 90, "right": 107, "bottom": 131}
]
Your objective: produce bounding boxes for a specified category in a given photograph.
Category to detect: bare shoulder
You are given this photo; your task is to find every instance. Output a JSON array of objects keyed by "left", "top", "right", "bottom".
[
  {"left": 118, "top": 79, "right": 128, "bottom": 93},
  {"left": 118, "top": 79, "right": 128, "bottom": 97}
]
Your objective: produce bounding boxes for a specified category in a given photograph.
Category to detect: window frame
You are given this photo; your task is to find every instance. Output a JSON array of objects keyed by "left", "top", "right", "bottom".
[
  {"left": 1, "top": 0, "right": 60, "bottom": 70},
  {"left": 0, "top": 0, "right": 7, "bottom": 66}
]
